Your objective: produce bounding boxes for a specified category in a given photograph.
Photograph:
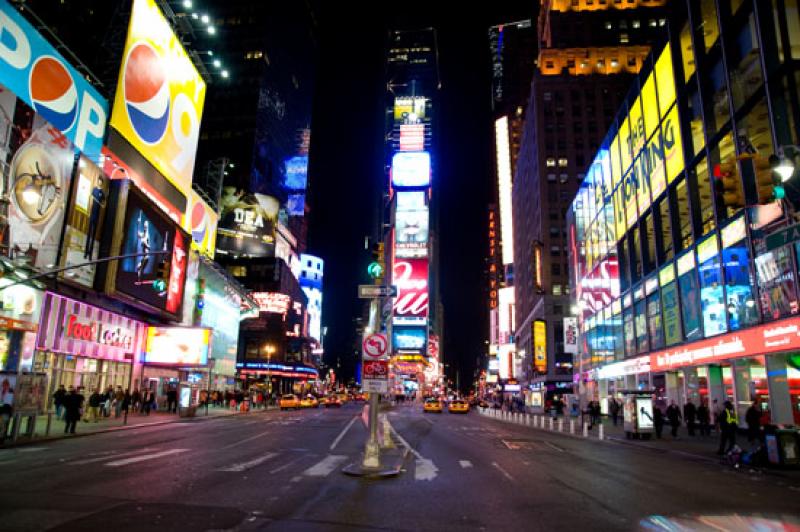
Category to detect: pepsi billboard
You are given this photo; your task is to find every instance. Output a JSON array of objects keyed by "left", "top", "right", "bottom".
[
  {"left": 110, "top": 0, "right": 206, "bottom": 200},
  {"left": 181, "top": 189, "right": 218, "bottom": 259},
  {"left": 0, "top": 1, "right": 108, "bottom": 162},
  {"left": 391, "top": 152, "right": 431, "bottom": 189}
]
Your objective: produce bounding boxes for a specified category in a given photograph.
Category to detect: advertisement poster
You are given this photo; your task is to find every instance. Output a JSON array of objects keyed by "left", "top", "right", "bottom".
[
  {"left": 660, "top": 281, "right": 682, "bottom": 346},
  {"left": 109, "top": 0, "right": 206, "bottom": 197},
  {"left": 636, "top": 397, "right": 654, "bottom": 431},
  {"left": 114, "top": 187, "right": 187, "bottom": 316},
  {"left": 216, "top": 188, "right": 279, "bottom": 257},
  {"left": 182, "top": 190, "right": 218, "bottom": 259},
  {"left": 393, "top": 258, "right": 429, "bottom": 325},
  {"left": 199, "top": 263, "right": 241, "bottom": 374},
  {"left": 7, "top": 120, "right": 75, "bottom": 270},
  {"left": 392, "top": 325, "right": 427, "bottom": 352},
  {"left": 391, "top": 152, "right": 431, "bottom": 188},
  {"left": 533, "top": 320, "right": 546, "bottom": 373},
  {"left": 395, "top": 208, "right": 428, "bottom": 257},
  {"left": 143, "top": 326, "right": 210, "bottom": 366},
  {"left": 678, "top": 270, "right": 703, "bottom": 341},
  {"left": 59, "top": 156, "right": 108, "bottom": 286},
  {"left": 14, "top": 373, "right": 46, "bottom": 414}
]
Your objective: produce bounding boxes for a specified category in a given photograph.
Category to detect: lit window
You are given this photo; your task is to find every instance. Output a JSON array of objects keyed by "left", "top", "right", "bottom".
[
  {"left": 553, "top": 284, "right": 562, "bottom": 296},
  {"left": 559, "top": 173, "right": 569, "bottom": 183},
  {"left": 620, "top": 33, "right": 629, "bottom": 44},
  {"left": 546, "top": 158, "right": 556, "bottom": 167},
  {"left": 649, "top": 19, "right": 657, "bottom": 27},
  {"left": 558, "top": 158, "right": 568, "bottom": 167},
  {"left": 632, "top": 20, "right": 641, "bottom": 29},
  {"left": 659, "top": 18, "right": 666, "bottom": 27},
  {"left": 605, "top": 21, "right": 613, "bottom": 30}
]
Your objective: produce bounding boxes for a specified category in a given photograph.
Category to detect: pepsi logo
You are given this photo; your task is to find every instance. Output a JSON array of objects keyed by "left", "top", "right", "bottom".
[
  {"left": 29, "top": 56, "right": 78, "bottom": 132},
  {"left": 123, "top": 42, "right": 170, "bottom": 145},
  {"left": 190, "top": 200, "right": 208, "bottom": 243}
]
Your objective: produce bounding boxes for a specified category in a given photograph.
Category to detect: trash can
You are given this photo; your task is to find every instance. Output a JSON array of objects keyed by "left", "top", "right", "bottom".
[
  {"left": 178, "top": 406, "right": 197, "bottom": 418},
  {"left": 764, "top": 426, "right": 800, "bottom": 467}
]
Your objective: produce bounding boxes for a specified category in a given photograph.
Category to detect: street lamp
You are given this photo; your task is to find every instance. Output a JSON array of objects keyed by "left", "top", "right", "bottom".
[{"left": 264, "top": 343, "right": 276, "bottom": 399}]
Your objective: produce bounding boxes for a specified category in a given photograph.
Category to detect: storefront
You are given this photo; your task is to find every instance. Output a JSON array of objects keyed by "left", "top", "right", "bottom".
[
  {"left": 139, "top": 326, "right": 211, "bottom": 407},
  {"left": 237, "top": 362, "right": 319, "bottom": 396},
  {"left": 35, "top": 292, "right": 145, "bottom": 405}
]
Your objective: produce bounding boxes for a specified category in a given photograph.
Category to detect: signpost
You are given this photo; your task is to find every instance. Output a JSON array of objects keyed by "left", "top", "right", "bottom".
[
  {"left": 358, "top": 285, "right": 397, "bottom": 298},
  {"left": 765, "top": 222, "right": 800, "bottom": 252}
]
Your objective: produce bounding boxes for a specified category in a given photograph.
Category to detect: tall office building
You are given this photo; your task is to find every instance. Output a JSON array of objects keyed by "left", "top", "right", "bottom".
[
  {"left": 383, "top": 28, "right": 443, "bottom": 395},
  {"left": 512, "top": 0, "right": 669, "bottom": 401}
]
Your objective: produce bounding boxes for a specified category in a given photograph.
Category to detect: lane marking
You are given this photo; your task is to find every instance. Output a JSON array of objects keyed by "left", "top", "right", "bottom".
[
  {"left": 329, "top": 416, "right": 359, "bottom": 451},
  {"left": 492, "top": 461, "right": 515, "bottom": 482},
  {"left": 221, "top": 430, "right": 273, "bottom": 450},
  {"left": 544, "top": 441, "right": 565, "bottom": 453},
  {"left": 70, "top": 448, "right": 156, "bottom": 465},
  {"left": 459, "top": 460, "right": 473, "bottom": 468},
  {"left": 217, "top": 453, "right": 278, "bottom": 472},
  {"left": 303, "top": 455, "right": 347, "bottom": 477},
  {"left": 291, "top": 476, "right": 303, "bottom": 483},
  {"left": 269, "top": 456, "right": 307, "bottom": 474},
  {"left": 105, "top": 448, "right": 190, "bottom": 467},
  {"left": 389, "top": 421, "right": 439, "bottom": 481}
]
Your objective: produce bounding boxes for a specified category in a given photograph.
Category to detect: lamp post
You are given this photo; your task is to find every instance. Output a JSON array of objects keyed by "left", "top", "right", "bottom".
[{"left": 264, "top": 343, "right": 275, "bottom": 402}]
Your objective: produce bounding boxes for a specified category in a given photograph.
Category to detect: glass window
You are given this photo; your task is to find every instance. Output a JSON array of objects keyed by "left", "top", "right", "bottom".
[
  {"left": 675, "top": 180, "right": 693, "bottom": 250},
  {"left": 736, "top": 97, "right": 776, "bottom": 159},
  {"left": 698, "top": 0, "right": 720, "bottom": 51},
  {"left": 643, "top": 213, "right": 657, "bottom": 274},
  {"left": 679, "top": 22, "right": 695, "bottom": 83},
  {"left": 635, "top": 298, "right": 649, "bottom": 354},
  {"left": 678, "top": 251, "right": 703, "bottom": 341},
  {"left": 660, "top": 264, "right": 683, "bottom": 346},
  {"left": 631, "top": 228, "right": 643, "bottom": 283},
  {"left": 619, "top": 238, "right": 630, "bottom": 292},
  {"left": 656, "top": 199, "right": 674, "bottom": 262},
  {"left": 623, "top": 307, "right": 636, "bottom": 357},
  {"left": 707, "top": 54, "right": 731, "bottom": 135},
  {"left": 693, "top": 157, "right": 716, "bottom": 235},
  {"left": 729, "top": 13, "right": 765, "bottom": 111},
  {"left": 721, "top": 217, "right": 759, "bottom": 330},
  {"left": 687, "top": 81, "right": 706, "bottom": 157},
  {"left": 755, "top": 245, "right": 799, "bottom": 321},
  {"left": 697, "top": 235, "right": 727, "bottom": 337},
  {"left": 711, "top": 132, "right": 742, "bottom": 221},
  {"left": 647, "top": 291, "right": 664, "bottom": 350}
]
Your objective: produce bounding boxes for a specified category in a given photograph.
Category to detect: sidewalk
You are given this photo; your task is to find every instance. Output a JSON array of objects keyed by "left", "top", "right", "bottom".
[
  {"left": 1, "top": 404, "right": 277, "bottom": 448},
  {"left": 480, "top": 408, "right": 800, "bottom": 481}
]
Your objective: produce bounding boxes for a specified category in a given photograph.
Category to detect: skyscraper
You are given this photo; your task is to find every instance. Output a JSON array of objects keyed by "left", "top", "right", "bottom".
[{"left": 512, "top": 0, "right": 669, "bottom": 400}]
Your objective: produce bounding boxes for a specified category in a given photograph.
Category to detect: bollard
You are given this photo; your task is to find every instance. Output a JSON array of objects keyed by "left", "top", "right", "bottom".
[
  {"left": 526, "top": 414, "right": 531, "bottom": 426},
  {"left": 598, "top": 423, "right": 604, "bottom": 440},
  {"left": 582, "top": 422, "right": 589, "bottom": 438},
  {"left": 570, "top": 419, "right": 575, "bottom": 434},
  {"left": 535, "top": 415, "right": 540, "bottom": 428},
  {"left": 382, "top": 415, "right": 395, "bottom": 448},
  {"left": 45, "top": 412, "right": 53, "bottom": 437},
  {"left": 558, "top": 418, "right": 564, "bottom": 432},
  {"left": 549, "top": 417, "right": 554, "bottom": 431}
]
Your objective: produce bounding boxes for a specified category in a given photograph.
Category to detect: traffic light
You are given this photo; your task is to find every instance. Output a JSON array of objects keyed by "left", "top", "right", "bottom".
[
  {"left": 714, "top": 160, "right": 744, "bottom": 213},
  {"left": 368, "top": 242, "right": 385, "bottom": 281},
  {"left": 153, "top": 259, "right": 170, "bottom": 293},
  {"left": 755, "top": 154, "right": 781, "bottom": 202}
]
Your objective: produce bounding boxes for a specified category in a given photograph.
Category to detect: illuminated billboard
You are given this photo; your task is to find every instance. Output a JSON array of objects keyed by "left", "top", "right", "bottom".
[
  {"left": 392, "top": 325, "right": 427, "bottom": 352},
  {"left": 498, "top": 287, "right": 515, "bottom": 345},
  {"left": 498, "top": 344, "right": 515, "bottom": 380},
  {"left": 105, "top": 181, "right": 188, "bottom": 317},
  {"left": 216, "top": 188, "right": 279, "bottom": 257},
  {"left": 59, "top": 155, "right": 109, "bottom": 286},
  {"left": 110, "top": 0, "right": 207, "bottom": 199},
  {"left": 396, "top": 191, "right": 427, "bottom": 211},
  {"left": 252, "top": 292, "right": 291, "bottom": 315},
  {"left": 393, "top": 258, "right": 429, "bottom": 325},
  {"left": 399, "top": 124, "right": 425, "bottom": 151},
  {"left": 0, "top": 2, "right": 108, "bottom": 161},
  {"left": 392, "top": 152, "right": 431, "bottom": 189},
  {"left": 299, "top": 254, "right": 324, "bottom": 343},
  {"left": 393, "top": 97, "right": 426, "bottom": 124},
  {"left": 533, "top": 320, "right": 546, "bottom": 373},
  {"left": 182, "top": 190, "right": 218, "bottom": 259},
  {"left": 395, "top": 208, "right": 428, "bottom": 258},
  {"left": 143, "top": 326, "right": 210, "bottom": 366},
  {"left": 495, "top": 116, "right": 514, "bottom": 265},
  {"left": 284, "top": 155, "right": 309, "bottom": 190}
]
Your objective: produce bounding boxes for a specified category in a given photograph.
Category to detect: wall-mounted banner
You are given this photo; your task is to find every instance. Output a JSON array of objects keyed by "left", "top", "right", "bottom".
[
  {"left": 563, "top": 317, "right": 578, "bottom": 354},
  {"left": 393, "top": 258, "right": 429, "bottom": 325}
]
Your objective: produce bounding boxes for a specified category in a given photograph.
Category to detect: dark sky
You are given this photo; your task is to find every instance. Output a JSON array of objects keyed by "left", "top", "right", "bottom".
[{"left": 308, "top": 2, "right": 535, "bottom": 389}]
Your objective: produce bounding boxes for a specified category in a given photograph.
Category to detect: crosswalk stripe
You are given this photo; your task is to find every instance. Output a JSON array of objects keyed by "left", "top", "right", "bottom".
[
  {"left": 104, "top": 449, "right": 190, "bottom": 467},
  {"left": 217, "top": 453, "right": 278, "bottom": 472},
  {"left": 71, "top": 448, "right": 156, "bottom": 465},
  {"left": 302, "top": 455, "right": 346, "bottom": 477},
  {"left": 459, "top": 460, "right": 473, "bottom": 468}
]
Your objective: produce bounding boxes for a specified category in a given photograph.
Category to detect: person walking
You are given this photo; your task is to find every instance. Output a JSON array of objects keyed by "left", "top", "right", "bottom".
[
  {"left": 167, "top": 388, "right": 178, "bottom": 413},
  {"left": 609, "top": 397, "right": 620, "bottom": 426},
  {"left": 717, "top": 400, "right": 739, "bottom": 455},
  {"left": 52, "top": 385, "right": 66, "bottom": 420},
  {"left": 683, "top": 400, "right": 697, "bottom": 436},
  {"left": 142, "top": 389, "right": 152, "bottom": 416},
  {"left": 697, "top": 400, "right": 711, "bottom": 437},
  {"left": 666, "top": 400, "right": 682, "bottom": 438},
  {"left": 745, "top": 402, "right": 761, "bottom": 445},
  {"left": 87, "top": 389, "right": 102, "bottom": 422},
  {"left": 63, "top": 386, "right": 83, "bottom": 434},
  {"left": 121, "top": 389, "right": 131, "bottom": 418},
  {"left": 0, "top": 378, "right": 14, "bottom": 443},
  {"left": 114, "top": 387, "right": 125, "bottom": 418},
  {"left": 654, "top": 406, "right": 664, "bottom": 439}
]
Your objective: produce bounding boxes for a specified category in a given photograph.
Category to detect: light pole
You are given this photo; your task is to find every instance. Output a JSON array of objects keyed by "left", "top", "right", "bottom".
[{"left": 264, "top": 343, "right": 276, "bottom": 402}]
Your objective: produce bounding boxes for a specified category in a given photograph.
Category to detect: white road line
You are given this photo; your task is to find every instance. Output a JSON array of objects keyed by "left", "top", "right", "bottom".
[
  {"left": 70, "top": 448, "right": 156, "bottom": 465},
  {"left": 389, "top": 425, "right": 423, "bottom": 460},
  {"left": 269, "top": 456, "right": 307, "bottom": 474},
  {"left": 104, "top": 448, "right": 190, "bottom": 467},
  {"left": 217, "top": 453, "right": 278, "bottom": 472},
  {"left": 291, "top": 476, "right": 302, "bottom": 483},
  {"left": 544, "top": 441, "right": 565, "bottom": 453},
  {"left": 492, "top": 461, "right": 515, "bottom": 482},
  {"left": 459, "top": 460, "right": 473, "bottom": 468},
  {"left": 389, "top": 422, "right": 439, "bottom": 481},
  {"left": 329, "top": 416, "right": 358, "bottom": 451},
  {"left": 221, "top": 430, "right": 273, "bottom": 450},
  {"left": 302, "top": 455, "right": 347, "bottom": 477}
]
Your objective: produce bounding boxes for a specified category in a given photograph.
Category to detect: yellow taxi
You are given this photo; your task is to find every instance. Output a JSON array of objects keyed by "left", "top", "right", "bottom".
[
  {"left": 279, "top": 394, "right": 300, "bottom": 410},
  {"left": 448, "top": 400, "right": 470, "bottom": 414},
  {"left": 423, "top": 399, "right": 443, "bottom": 413},
  {"left": 336, "top": 392, "right": 349, "bottom": 404},
  {"left": 323, "top": 395, "right": 343, "bottom": 408},
  {"left": 300, "top": 395, "right": 319, "bottom": 408}
]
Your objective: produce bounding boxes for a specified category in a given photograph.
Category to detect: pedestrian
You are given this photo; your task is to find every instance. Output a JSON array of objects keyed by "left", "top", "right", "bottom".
[
  {"left": 654, "top": 405, "right": 664, "bottom": 439},
  {"left": 717, "top": 400, "right": 738, "bottom": 455},
  {"left": 591, "top": 401, "right": 601, "bottom": 426},
  {"left": 609, "top": 397, "right": 620, "bottom": 426},
  {"left": 131, "top": 388, "right": 141, "bottom": 413},
  {"left": 121, "top": 389, "right": 131, "bottom": 418},
  {"left": 52, "top": 385, "right": 66, "bottom": 420},
  {"left": 63, "top": 386, "right": 83, "bottom": 434},
  {"left": 697, "top": 400, "right": 711, "bottom": 437},
  {"left": 666, "top": 400, "right": 682, "bottom": 438},
  {"left": 87, "top": 389, "right": 102, "bottom": 422},
  {"left": 745, "top": 402, "right": 761, "bottom": 445},
  {"left": 683, "top": 400, "right": 697, "bottom": 436},
  {"left": 103, "top": 386, "right": 113, "bottom": 417},
  {"left": 143, "top": 389, "right": 152, "bottom": 416},
  {"left": 167, "top": 388, "right": 177, "bottom": 413},
  {"left": 114, "top": 386, "right": 125, "bottom": 418},
  {"left": 0, "top": 378, "right": 14, "bottom": 443}
]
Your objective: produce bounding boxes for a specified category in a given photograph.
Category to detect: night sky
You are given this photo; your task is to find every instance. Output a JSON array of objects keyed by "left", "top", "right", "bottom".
[{"left": 308, "top": 1, "right": 534, "bottom": 389}]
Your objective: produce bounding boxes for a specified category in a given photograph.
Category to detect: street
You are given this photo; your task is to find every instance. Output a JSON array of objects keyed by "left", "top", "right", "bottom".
[{"left": 0, "top": 403, "right": 798, "bottom": 531}]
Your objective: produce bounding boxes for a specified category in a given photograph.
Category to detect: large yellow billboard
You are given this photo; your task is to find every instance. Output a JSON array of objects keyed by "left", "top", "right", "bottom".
[
  {"left": 182, "top": 190, "right": 218, "bottom": 259},
  {"left": 110, "top": 0, "right": 206, "bottom": 199}
]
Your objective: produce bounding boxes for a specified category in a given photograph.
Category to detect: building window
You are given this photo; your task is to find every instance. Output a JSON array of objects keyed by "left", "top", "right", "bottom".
[
  {"left": 551, "top": 245, "right": 561, "bottom": 256},
  {"left": 547, "top": 173, "right": 557, "bottom": 182},
  {"left": 553, "top": 285, "right": 562, "bottom": 296},
  {"left": 605, "top": 21, "right": 613, "bottom": 30},
  {"left": 632, "top": 20, "right": 641, "bottom": 29},
  {"left": 551, "top": 263, "right": 561, "bottom": 275},
  {"left": 544, "top": 92, "right": 552, "bottom": 101},
  {"left": 559, "top": 173, "right": 568, "bottom": 183},
  {"left": 558, "top": 158, "right": 568, "bottom": 167},
  {"left": 546, "top": 158, "right": 556, "bottom": 167}
]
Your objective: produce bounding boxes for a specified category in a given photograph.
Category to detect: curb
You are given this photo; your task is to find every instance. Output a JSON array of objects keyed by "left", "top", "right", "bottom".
[{"left": 1, "top": 407, "right": 277, "bottom": 449}]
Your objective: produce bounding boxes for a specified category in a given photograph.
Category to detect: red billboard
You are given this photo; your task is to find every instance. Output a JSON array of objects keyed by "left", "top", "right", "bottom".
[{"left": 393, "top": 258, "right": 429, "bottom": 325}]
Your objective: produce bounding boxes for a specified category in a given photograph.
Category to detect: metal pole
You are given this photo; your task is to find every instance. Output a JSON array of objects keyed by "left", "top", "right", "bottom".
[{"left": 362, "top": 297, "right": 381, "bottom": 469}]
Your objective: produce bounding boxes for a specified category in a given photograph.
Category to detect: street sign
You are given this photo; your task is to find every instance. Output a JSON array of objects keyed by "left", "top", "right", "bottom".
[
  {"left": 362, "top": 333, "right": 389, "bottom": 360},
  {"left": 358, "top": 285, "right": 397, "bottom": 298},
  {"left": 363, "top": 360, "right": 389, "bottom": 379},
  {"left": 362, "top": 379, "right": 389, "bottom": 394},
  {"left": 765, "top": 223, "right": 800, "bottom": 252}
]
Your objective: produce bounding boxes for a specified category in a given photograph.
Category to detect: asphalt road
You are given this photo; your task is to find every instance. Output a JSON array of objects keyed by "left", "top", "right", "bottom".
[{"left": 0, "top": 402, "right": 797, "bottom": 531}]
